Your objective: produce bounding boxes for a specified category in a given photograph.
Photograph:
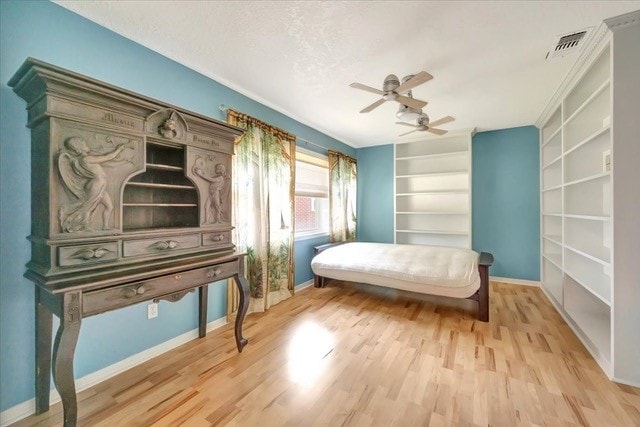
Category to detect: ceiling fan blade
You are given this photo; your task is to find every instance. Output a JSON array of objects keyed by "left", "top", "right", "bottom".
[
  {"left": 428, "top": 116, "right": 455, "bottom": 128},
  {"left": 399, "top": 129, "right": 419, "bottom": 136},
  {"left": 427, "top": 128, "right": 448, "bottom": 136},
  {"left": 396, "top": 95, "right": 427, "bottom": 110},
  {"left": 350, "top": 82, "right": 384, "bottom": 95},
  {"left": 360, "top": 98, "right": 386, "bottom": 113},
  {"left": 395, "top": 71, "right": 433, "bottom": 94},
  {"left": 395, "top": 122, "right": 419, "bottom": 128}
]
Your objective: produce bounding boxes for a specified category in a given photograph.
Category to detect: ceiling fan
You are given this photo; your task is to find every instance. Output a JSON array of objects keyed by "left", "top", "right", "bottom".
[
  {"left": 350, "top": 71, "right": 433, "bottom": 113},
  {"left": 396, "top": 115, "right": 455, "bottom": 136}
]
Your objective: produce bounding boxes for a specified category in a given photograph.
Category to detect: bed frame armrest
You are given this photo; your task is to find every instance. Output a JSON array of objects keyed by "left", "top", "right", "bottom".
[
  {"left": 312, "top": 242, "right": 345, "bottom": 288},
  {"left": 313, "top": 242, "right": 344, "bottom": 255},
  {"left": 479, "top": 252, "right": 494, "bottom": 267}
]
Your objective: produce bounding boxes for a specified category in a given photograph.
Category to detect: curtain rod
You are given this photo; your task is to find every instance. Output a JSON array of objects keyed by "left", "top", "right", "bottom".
[{"left": 218, "top": 104, "right": 328, "bottom": 151}]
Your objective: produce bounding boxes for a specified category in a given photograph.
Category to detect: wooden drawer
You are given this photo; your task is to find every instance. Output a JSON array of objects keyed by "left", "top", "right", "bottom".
[
  {"left": 83, "top": 260, "right": 239, "bottom": 316},
  {"left": 123, "top": 234, "right": 200, "bottom": 257},
  {"left": 58, "top": 242, "right": 119, "bottom": 267},
  {"left": 202, "top": 230, "right": 232, "bottom": 247}
]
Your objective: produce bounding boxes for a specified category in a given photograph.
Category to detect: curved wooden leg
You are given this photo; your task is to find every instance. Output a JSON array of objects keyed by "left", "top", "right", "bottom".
[
  {"left": 35, "top": 287, "right": 53, "bottom": 414},
  {"left": 232, "top": 273, "right": 250, "bottom": 352},
  {"left": 52, "top": 291, "right": 82, "bottom": 427},
  {"left": 198, "top": 285, "right": 208, "bottom": 338}
]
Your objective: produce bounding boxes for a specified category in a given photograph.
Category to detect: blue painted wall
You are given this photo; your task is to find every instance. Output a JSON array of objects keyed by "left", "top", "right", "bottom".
[
  {"left": 0, "top": 0, "right": 354, "bottom": 411},
  {"left": 472, "top": 126, "right": 540, "bottom": 281},
  {"left": 355, "top": 144, "right": 395, "bottom": 243}
]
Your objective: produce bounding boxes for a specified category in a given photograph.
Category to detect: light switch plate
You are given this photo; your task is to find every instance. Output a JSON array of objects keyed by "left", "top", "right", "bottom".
[{"left": 603, "top": 150, "right": 611, "bottom": 172}]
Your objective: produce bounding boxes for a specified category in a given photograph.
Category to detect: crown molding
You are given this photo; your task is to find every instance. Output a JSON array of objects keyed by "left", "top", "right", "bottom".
[
  {"left": 535, "top": 22, "right": 611, "bottom": 128},
  {"left": 604, "top": 9, "right": 640, "bottom": 31}
]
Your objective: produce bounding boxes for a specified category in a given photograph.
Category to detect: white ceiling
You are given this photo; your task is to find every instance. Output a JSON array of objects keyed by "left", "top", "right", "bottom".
[{"left": 54, "top": 1, "right": 639, "bottom": 148}]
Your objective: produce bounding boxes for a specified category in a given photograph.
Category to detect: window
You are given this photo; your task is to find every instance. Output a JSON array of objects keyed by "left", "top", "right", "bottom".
[{"left": 295, "top": 148, "right": 329, "bottom": 239}]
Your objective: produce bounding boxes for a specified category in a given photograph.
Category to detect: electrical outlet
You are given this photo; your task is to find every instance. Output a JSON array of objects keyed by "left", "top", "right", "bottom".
[{"left": 147, "top": 302, "right": 158, "bottom": 319}]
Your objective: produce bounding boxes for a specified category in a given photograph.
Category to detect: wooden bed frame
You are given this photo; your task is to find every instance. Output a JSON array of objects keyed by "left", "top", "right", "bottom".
[{"left": 312, "top": 243, "right": 494, "bottom": 322}]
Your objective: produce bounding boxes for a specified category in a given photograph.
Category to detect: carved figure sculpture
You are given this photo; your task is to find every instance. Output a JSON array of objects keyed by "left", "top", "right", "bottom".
[
  {"left": 58, "top": 137, "right": 126, "bottom": 232},
  {"left": 158, "top": 112, "right": 178, "bottom": 139},
  {"left": 193, "top": 162, "right": 230, "bottom": 224}
]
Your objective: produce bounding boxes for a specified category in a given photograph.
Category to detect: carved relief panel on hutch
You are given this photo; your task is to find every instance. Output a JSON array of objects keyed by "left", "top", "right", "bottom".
[{"left": 9, "top": 58, "right": 250, "bottom": 426}]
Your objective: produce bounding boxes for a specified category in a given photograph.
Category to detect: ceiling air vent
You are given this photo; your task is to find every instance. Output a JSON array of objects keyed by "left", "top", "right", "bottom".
[{"left": 546, "top": 27, "right": 592, "bottom": 60}]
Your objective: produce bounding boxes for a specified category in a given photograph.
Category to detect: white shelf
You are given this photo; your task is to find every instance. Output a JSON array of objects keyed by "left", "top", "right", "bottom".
[
  {"left": 395, "top": 133, "right": 472, "bottom": 249},
  {"left": 564, "top": 83, "right": 611, "bottom": 152},
  {"left": 564, "top": 126, "right": 610, "bottom": 156},
  {"left": 542, "top": 257, "right": 564, "bottom": 304},
  {"left": 542, "top": 126, "right": 562, "bottom": 146},
  {"left": 542, "top": 234, "right": 562, "bottom": 245},
  {"left": 564, "top": 274, "right": 611, "bottom": 362},
  {"left": 542, "top": 213, "right": 562, "bottom": 217},
  {"left": 564, "top": 214, "right": 610, "bottom": 221},
  {"left": 541, "top": 184, "right": 562, "bottom": 193},
  {"left": 564, "top": 79, "right": 611, "bottom": 126},
  {"left": 395, "top": 150, "right": 467, "bottom": 161},
  {"left": 396, "top": 211, "right": 468, "bottom": 215},
  {"left": 395, "top": 170, "right": 468, "bottom": 178},
  {"left": 565, "top": 244, "right": 610, "bottom": 267},
  {"left": 564, "top": 216, "right": 611, "bottom": 264},
  {"left": 396, "top": 190, "right": 469, "bottom": 196},
  {"left": 564, "top": 249, "right": 611, "bottom": 305},
  {"left": 564, "top": 171, "right": 610, "bottom": 188},
  {"left": 542, "top": 154, "right": 562, "bottom": 170},
  {"left": 396, "top": 229, "right": 469, "bottom": 236},
  {"left": 543, "top": 253, "right": 562, "bottom": 270}
]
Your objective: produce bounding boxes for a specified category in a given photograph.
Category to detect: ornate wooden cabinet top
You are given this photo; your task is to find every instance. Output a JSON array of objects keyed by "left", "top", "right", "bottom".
[{"left": 9, "top": 58, "right": 245, "bottom": 289}]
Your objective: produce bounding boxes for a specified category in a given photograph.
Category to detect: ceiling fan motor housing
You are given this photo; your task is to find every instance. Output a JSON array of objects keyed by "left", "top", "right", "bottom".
[{"left": 383, "top": 74, "right": 400, "bottom": 92}]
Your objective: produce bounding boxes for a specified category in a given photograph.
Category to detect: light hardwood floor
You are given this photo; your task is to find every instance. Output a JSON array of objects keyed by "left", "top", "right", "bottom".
[{"left": 15, "top": 281, "right": 640, "bottom": 426}]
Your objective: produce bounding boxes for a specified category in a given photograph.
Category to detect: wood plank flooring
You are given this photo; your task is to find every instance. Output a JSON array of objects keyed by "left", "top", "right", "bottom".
[{"left": 15, "top": 281, "right": 640, "bottom": 426}]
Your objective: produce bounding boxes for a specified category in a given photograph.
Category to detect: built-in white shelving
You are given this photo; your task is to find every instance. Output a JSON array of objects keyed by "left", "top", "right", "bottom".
[
  {"left": 394, "top": 131, "right": 472, "bottom": 248},
  {"left": 537, "top": 12, "right": 640, "bottom": 386}
]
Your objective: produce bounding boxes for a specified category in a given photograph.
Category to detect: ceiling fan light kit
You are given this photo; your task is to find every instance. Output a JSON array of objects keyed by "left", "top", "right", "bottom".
[{"left": 350, "top": 70, "right": 454, "bottom": 137}]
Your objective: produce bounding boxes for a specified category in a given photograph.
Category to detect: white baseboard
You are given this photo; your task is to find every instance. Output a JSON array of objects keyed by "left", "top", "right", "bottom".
[
  {"left": 612, "top": 377, "right": 640, "bottom": 388},
  {"left": 295, "top": 279, "right": 314, "bottom": 292},
  {"left": 490, "top": 276, "right": 540, "bottom": 287},
  {"left": 0, "top": 316, "right": 227, "bottom": 427}
]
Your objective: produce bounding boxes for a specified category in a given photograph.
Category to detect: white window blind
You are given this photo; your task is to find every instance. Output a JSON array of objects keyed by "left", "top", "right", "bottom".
[{"left": 295, "top": 151, "right": 329, "bottom": 198}]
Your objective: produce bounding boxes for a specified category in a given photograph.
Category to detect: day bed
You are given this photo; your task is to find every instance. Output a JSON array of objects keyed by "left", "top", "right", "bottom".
[{"left": 311, "top": 242, "right": 493, "bottom": 321}]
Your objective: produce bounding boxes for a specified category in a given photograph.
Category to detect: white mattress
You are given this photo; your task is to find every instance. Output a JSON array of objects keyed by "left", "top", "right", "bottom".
[{"left": 311, "top": 242, "right": 481, "bottom": 298}]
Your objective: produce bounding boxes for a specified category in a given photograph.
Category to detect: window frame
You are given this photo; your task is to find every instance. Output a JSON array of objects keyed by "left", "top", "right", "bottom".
[{"left": 294, "top": 147, "right": 330, "bottom": 241}]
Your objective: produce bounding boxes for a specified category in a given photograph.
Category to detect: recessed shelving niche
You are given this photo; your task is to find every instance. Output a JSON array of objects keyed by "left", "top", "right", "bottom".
[
  {"left": 536, "top": 17, "right": 640, "bottom": 383},
  {"left": 394, "top": 131, "right": 472, "bottom": 248}
]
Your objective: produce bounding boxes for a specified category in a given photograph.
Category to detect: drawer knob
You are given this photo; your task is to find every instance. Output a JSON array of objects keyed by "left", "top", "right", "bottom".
[
  {"left": 212, "top": 234, "right": 225, "bottom": 242},
  {"left": 174, "top": 274, "right": 183, "bottom": 280},
  {"left": 123, "top": 286, "right": 145, "bottom": 299},
  {"left": 122, "top": 286, "right": 146, "bottom": 299},
  {"left": 152, "top": 240, "right": 180, "bottom": 250},
  {"left": 206, "top": 268, "right": 222, "bottom": 279},
  {"left": 72, "top": 247, "right": 114, "bottom": 260}
]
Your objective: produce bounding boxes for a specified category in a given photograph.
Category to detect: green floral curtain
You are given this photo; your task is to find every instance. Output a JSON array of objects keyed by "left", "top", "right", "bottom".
[
  {"left": 227, "top": 109, "right": 295, "bottom": 314},
  {"left": 328, "top": 150, "right": 357, "bottom": 242}
]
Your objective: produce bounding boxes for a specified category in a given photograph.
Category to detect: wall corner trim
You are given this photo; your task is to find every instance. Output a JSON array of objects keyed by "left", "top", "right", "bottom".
[{"left": 0, "top": 316, "right": 228, "bottom": 426}]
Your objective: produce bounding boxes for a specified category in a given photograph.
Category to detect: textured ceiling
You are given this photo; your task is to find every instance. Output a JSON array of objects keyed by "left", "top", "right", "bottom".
[{"left": 55, "top": 1, "right": 639, "bottom": 147}]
